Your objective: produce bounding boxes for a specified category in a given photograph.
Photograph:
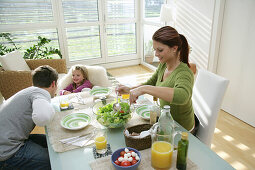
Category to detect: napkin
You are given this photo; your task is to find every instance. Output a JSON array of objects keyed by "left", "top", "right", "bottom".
[
  {"left": 59, "top": 133, "right": 95, "bottom": 147},
  {"left": 124, "top": 129, "right": 150, "bottom": 139}
]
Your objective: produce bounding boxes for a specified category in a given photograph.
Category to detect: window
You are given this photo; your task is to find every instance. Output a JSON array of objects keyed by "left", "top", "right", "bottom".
[
  {"left": 144, "top": 0, "right": 164, "bottom": 22},
  {"left": 66, "top": 26, "right": 101, "bottom": 61},
  {"left": 0, "top": 0, "right": 138, "bottom": 65},
  {"left": 7, "top": 29, "right": 59, "bottom": 51},
  {"left": 143, "top": 25, "right": 160, "bottom": 66},
  {"left": 0, "top": 0, "right": 59, "bottom": 58},
  {"left": 107, "top": 0, "right": 135, "bottom": 19},
  {"left": 0, "top": 0, "right": 53, "bottom": 25},
  {"left": 142, "top": 0, "right": 165, "bottom": 67},
  {"left": 106, "top": 24, "right": 136, "bottom": 57},
  {"left": 62, "top": 0, "right": 99, "bottom": 23},
  {"left": 104, "top": 0, "right": 137, "bottom": 61}
]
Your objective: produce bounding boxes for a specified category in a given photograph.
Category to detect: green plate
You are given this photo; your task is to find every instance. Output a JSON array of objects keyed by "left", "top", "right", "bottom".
[
  {"left": 136, "top": 105, "right": 150, "bottom": 120},
  {"left": 90, "top": 87, "right": 112, "bottom": 98},
  {"left": 61, "top": 113, "right": 91, "bottom": 130}
]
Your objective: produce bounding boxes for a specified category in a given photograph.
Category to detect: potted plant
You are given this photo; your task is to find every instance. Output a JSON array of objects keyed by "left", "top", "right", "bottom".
[
  {"left": 144, "top": 40, "right": 154, "bottom": 64},
  {"left": 0, "top": 33, "right": 62, "bottom": 59}
]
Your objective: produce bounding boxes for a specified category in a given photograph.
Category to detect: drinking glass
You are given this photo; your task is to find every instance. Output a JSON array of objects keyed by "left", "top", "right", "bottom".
[
  {"left": 59, "top": 96, "right": 69, "bottom": 109},
  {"left": 95, "top": 130, "right": 107, "bottom": 154}
]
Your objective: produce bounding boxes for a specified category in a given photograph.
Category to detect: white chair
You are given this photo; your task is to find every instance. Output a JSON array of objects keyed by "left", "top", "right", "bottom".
[
  {"left": 192, "top": 69, "right": 229, "bottom": 146},
  {"left": 57, "top": 64, "right": 111, "bottom": 95}
]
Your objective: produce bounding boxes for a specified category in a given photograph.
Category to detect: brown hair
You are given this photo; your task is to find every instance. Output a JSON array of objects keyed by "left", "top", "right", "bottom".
[
  {"left": 72, "top": 65, "right": 88, "bottom": 89},
  {"left": 32, "top": 65, "right": 58, "bottom": 88},
  {"left": 152, "top": 26, "right": 190, "bottom": 67}
]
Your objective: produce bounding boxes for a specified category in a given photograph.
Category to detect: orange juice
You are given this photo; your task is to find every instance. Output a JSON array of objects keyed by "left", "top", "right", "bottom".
[
  {"left": 60, "top": 102, "right": 69, "bottom": 108},
  {"left": 121, "top": 94, "right": 130, "bottom": 100},
  {"left": 151, "top": 141, "right": 173, "bottom": 169},
  {"left": 95, "top": 136, "right": 107, "bottom": 150}
]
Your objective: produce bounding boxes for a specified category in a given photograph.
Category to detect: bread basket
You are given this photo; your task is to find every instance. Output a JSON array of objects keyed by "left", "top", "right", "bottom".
[{"left": 123, "top": 124, "right": 152, "bottom": 150}]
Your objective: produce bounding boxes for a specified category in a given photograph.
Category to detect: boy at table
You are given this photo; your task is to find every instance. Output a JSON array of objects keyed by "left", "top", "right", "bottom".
[{"left": 0, "top": 65, "right": 58, "bottom": 170}]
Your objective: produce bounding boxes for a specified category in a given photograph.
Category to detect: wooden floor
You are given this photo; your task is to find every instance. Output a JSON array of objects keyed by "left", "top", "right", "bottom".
[{"left": 32, "top": 65, "right": 255, "bottom": 169}]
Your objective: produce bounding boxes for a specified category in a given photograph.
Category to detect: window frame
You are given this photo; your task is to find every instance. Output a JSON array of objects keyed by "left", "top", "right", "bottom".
[{"left": 0, "top": 0, "right": 140, "bottom": 68}]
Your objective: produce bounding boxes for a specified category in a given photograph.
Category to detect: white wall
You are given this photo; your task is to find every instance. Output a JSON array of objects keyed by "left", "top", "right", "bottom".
[{"left": 216, "top": 0, "right": 255, "bottom": 127}]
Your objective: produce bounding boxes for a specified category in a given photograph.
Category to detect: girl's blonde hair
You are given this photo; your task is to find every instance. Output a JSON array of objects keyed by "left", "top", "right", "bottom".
[{"left": 71, "top": 65, "right": 89, "bottom": 88}]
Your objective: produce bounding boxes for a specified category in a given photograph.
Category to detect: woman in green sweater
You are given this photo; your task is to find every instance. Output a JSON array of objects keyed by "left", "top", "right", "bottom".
[{"left": 117, "top": 26, "right": 195, "bottom": 132}]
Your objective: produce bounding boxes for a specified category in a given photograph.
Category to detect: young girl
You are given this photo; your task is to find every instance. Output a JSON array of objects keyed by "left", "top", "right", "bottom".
[{"left": 60, "top": 66, "right": 92, "bottom": 95}]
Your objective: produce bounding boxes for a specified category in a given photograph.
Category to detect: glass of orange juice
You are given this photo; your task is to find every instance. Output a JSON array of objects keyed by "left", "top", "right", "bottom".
[
  {"left": 59, "top": 96, "right": 69, "bottom": 109},
  {"left": 95, "top": 130, "right": 107, "bottom": 154}
]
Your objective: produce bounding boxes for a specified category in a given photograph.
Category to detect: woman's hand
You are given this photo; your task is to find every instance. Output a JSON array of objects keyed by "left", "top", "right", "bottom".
[
  {"left": 129, "top": 86, "right": 145, "bottom": 104},
  {"left": 116, "top": 84, "right": 131, "bottom": 95}
]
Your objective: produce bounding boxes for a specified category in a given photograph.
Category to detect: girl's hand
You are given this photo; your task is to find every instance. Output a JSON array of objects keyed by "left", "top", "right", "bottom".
[
  {"left": 63, "top": 91, "right": 71, "bottom": 95},
  {"left": 129, "top": 86, "right": 144, "bottom": 104},
  {"left": 116, "top": 84, "right": 130, "bottom": 95}
]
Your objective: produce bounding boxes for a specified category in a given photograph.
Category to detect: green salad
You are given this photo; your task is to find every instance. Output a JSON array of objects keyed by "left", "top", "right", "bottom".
[{"left": 96, "top": 101, "right": 131, "bottom": 128}]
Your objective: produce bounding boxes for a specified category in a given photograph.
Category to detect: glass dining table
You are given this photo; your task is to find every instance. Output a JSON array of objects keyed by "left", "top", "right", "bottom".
[{"left": 46, "top": 93, "right": 234, "bottom": 170}]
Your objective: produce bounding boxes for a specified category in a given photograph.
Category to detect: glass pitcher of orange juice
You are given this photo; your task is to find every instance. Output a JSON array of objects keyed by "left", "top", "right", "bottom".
[{"left": 150, "top": 123, "right": 180, "bottom": 169}]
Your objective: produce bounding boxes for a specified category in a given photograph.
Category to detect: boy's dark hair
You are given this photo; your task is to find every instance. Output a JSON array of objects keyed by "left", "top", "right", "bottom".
[{"left": 32, "top": 65, "right": 58, "bottom": 88}]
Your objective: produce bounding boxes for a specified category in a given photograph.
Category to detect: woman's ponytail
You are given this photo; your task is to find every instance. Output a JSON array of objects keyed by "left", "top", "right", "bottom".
[{"left": 179, "top": 34, "right": 190, "bottom": 67}]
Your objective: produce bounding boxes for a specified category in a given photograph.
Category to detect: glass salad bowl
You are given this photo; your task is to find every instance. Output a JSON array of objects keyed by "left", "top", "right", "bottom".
[{"left": 92, "top": 98, "right": 132, "bottom": 128}]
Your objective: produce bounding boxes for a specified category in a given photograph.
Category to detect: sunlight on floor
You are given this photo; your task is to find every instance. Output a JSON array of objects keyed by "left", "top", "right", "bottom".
[
  {"left": 214, "top": 128, "right": 221, "bottom": 134},
  {"left": 211, "top": 143, "right": 215, "bottom": 149},
  {"left": 231, "top": 161, "right": 247, "bottom": 170},
  {"left": 211, "top": 110, "right": 255, "bottom": 169},
  {"left": 236, "top": 143, "right": 250, "bottom": 151},
  {"left": 115, "top": 73, "right": 153, "bottom": 86},
  {"left": 216, "top": 151, "right": 230, "bottom": 159},
  {"left": 223, "top": 135, "right": 234, "bottom": 142}
]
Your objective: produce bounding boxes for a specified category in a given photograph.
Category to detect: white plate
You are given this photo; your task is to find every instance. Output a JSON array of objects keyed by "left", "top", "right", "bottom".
[
  {"left": 61, "top": 112, "right": 91, "bottom": 130},
  {"left": 135, "top": 105, "right": 150, "bottom": 120},
  {"left": 90, "top": 87, "right": 112, "bottom": 98}
]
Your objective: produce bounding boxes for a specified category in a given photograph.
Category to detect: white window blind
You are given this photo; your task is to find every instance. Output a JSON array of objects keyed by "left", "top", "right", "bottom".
[
  {"left": 106, "top": 23, "right": 136, "bottom": 57},
  {"left": 105, "top": 0, "right": 136, "bottom": 58},
  {"left": 0, "top": 0, "right": 53, "bottom": 25},
  {"left": 144, "top": 0, "right": 164, "bottom": 19},
  {"left": 0, "top": 0, "right": 59, "bottom": 58},
  {"left": 0, "top": 0, "right": 138, "bottom": 65},
  {"left": 62, "top": 0, "right": 99, "bottom": 23},
  {"left": 142, "top": 0, "right": 165, "bottom": 66},
  {"left": 66, "top": 26, "right": 101, "bottom": 61},
  {"left": 175, "top": 0, "right": 213, "bottom": 69},
  {"left": 106, "top": 0, "right": 135, "bottom": 19}
]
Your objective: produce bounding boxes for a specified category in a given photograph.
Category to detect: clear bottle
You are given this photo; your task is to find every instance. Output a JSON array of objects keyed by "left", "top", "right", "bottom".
[
  {"left": 176, "top": 132, "right": 189, "bottom": 170},
  {"left": 149, "top": 105, "right": 158, "bottom": 125},
  {"left": 158, "top": 105, "right": 174, "bottom": 135},
  {"left": 153, "top": 97, "right": 160, "bottom": 122}
]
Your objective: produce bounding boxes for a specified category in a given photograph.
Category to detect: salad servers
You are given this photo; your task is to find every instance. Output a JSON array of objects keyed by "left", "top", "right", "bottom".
[{"left": 113, "top": 91, "right": 121, "bottom": 112}]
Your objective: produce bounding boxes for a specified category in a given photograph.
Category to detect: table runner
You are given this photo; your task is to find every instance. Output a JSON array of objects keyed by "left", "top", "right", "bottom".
[
  {"left": 47, "top": 86, "right": 155, "bottom": 153},
  {"left": 89, "top": 148, "right": 198, "bottom": 170},
  {"left": 47, "top": 92, "right": 104, "bottom": 153}
]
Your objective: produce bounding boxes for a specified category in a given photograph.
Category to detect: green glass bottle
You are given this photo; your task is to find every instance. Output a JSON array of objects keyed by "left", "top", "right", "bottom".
[{"left": 177, "top": 132, "right": 189, "bottom": 170}]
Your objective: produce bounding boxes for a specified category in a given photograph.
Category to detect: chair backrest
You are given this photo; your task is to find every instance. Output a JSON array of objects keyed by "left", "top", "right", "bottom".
[
  {"left": 57, "top": 64, "right": 111, "bottom": 95},
  {"left": 192, "top": 69, "right": 229, "bottom": 146}
]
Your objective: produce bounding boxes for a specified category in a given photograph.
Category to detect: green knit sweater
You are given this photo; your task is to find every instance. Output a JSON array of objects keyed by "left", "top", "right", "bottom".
[{"left": 143, "top": 62, "right": 195, "bottom": 130}]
